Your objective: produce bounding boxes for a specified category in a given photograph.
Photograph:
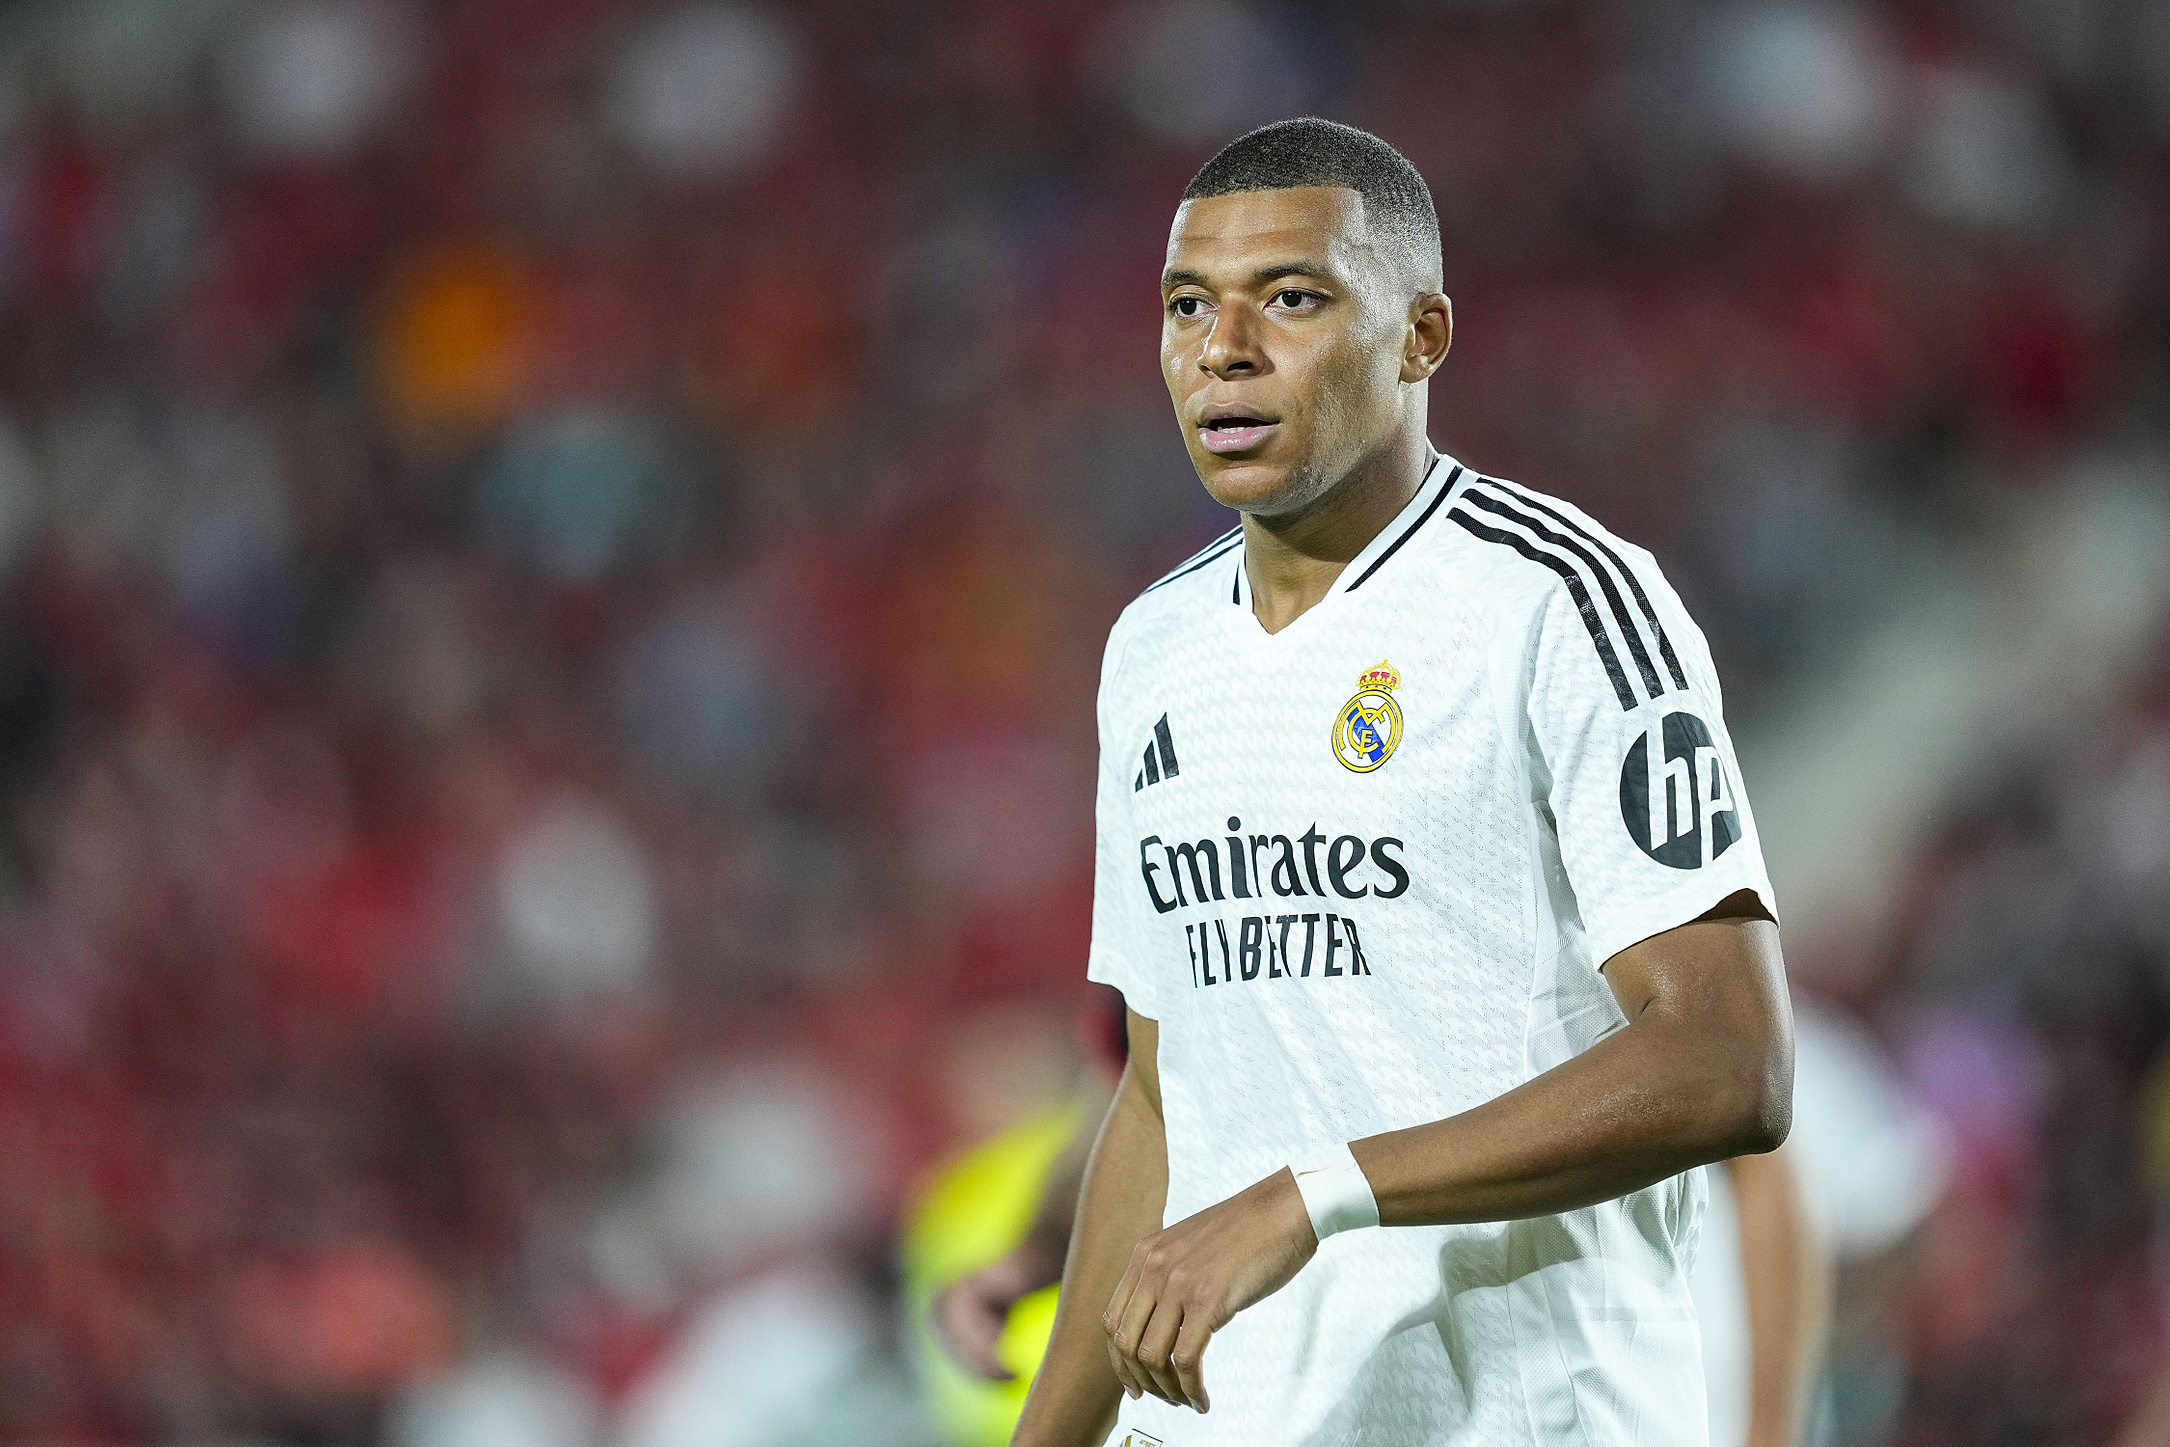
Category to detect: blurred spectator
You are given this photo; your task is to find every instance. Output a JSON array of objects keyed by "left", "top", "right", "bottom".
[
  {"left": 220, "top": 1, "right": 423, "bottom": 163},
  {"left": 607, "top": 3, "right": 801, "bottom": 182},
  {"left": 392, "top": 1354, "right": 600, "bottom": 1447}
]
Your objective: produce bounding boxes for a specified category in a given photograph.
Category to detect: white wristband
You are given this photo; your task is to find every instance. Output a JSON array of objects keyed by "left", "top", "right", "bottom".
[{"left": 1289, "top": 1142, "right": 1379, "bottom": 1242}]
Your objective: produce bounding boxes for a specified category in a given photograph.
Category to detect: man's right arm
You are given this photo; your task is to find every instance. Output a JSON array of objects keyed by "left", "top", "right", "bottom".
[
  {"left": 1727, "top": 1144, "right": 1831, "bottom": 1447},
  {"left": 1012, "top": 1008, "right": 1167, "bottom": 1447}
]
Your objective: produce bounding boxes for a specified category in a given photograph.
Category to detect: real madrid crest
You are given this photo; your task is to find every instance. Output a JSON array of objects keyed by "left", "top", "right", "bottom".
[{"left": 1333, "top": 660, "right": 1404, "bottom": 773}]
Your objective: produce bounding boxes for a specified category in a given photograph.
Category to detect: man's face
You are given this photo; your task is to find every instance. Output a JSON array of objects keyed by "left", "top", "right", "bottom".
[{"left": 1160, "top": 186, "right": 1416, "bottom": 518}]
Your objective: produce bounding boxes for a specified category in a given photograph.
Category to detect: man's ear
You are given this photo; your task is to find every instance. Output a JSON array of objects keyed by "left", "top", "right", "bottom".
[{"left": 1401, "top": 293, "right": 1452, "bottom": 383}]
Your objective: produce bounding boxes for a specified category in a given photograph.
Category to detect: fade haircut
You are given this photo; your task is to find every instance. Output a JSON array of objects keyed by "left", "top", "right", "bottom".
[{"left": 1181, "top": 117, "right": 1442, "bottom": 291}]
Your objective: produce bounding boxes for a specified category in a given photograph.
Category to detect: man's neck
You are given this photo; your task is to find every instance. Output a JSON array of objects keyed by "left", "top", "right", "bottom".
[{"left": 1242, "top": 431, "right": 1434, "bottom": 635}]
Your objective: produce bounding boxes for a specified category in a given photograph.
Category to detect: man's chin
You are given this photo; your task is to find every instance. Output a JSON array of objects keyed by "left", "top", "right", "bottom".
[{"left": 1197, "top": 457, "right": 1318, "bottom": 517}]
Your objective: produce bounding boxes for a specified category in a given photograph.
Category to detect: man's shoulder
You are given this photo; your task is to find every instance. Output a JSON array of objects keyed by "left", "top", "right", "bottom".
[
  {"left": 1425, "top": 472, "right": 1677, "bottom": 627},
  {"left": 1133, "top": 520, "right": 1245, "bottom": 605},
  {"left": 1105, "top": 522, "right": 1245, "bottom": 654},
  {"left": 1438, "top": 473, "right": 1704, "bottom": 709},
  {"left": 1450, "top": 474, "right": 1665, "bottom": 577}
]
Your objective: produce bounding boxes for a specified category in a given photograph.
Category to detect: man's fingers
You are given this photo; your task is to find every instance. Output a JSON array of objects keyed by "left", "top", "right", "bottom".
[
  {"left": 1105, "top": 1337, "right": 1143, "bottom": 1400},
  {"left": 1120, "top": 1298, "right": 1185, "bottom": 1407},
  {"left": 1102, "top": 1243, "right": 1146, "bottom": 1341},
  {"left": 1132, "top": 1293, "right": 1190, "bottom": 1407},
  {"left": 1102, "top": 1245, "right": 1149, "bottom": 1399},
  {"left": 1110, "top": 1250, "right": 1188, "bottom": 1407},
  {"left": 1108, "top": 1328, "right": 1172, "bottom": 1407},
  {"left": 1111, "top": 1249, "right": 1162, "bottom": 1358},
  {"left": 1170, "top": 1306, "right": 1216, "bottom": 1412},
  {"left": 1138, "top": 1293, "right": 1206, "bottom": 1410},
  {"left": 1109, "top": 1251, "right": 1169, "bottom": 1402}
]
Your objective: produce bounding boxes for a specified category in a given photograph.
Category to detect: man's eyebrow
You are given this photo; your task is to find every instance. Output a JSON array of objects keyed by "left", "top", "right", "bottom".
[
  {"left": 1254, "top": 260, "right": 1334, "bottom": 283},
  {"left": 1161, "top": 259, "right": 1339, "bottom": 291}
]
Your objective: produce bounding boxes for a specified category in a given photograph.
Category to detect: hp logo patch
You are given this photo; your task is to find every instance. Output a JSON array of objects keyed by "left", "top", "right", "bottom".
[{"left": 1619, "top": 712, "right": 1741, "bottom": 869}]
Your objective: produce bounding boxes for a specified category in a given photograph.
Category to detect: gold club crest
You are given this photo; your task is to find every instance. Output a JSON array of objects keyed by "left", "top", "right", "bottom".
[{"left": 1333, "top": 660, "right": 1404, "bottom": 773}]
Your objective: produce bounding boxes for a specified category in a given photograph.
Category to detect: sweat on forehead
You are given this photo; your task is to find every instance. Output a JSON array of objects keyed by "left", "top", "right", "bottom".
[{"left": 1180, "top": 117, "right": 1442, "bottom": 292}]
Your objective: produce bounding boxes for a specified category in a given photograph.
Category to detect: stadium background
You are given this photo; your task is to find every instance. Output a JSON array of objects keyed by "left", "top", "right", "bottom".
[{"left": 0, "top": 0, "right": 2166, "bottom": 1442}]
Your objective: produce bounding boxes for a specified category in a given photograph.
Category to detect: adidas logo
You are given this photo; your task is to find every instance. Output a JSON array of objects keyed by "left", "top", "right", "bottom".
[{"left": 1133, "top": 714, "right": 1180, "bottom": 792}]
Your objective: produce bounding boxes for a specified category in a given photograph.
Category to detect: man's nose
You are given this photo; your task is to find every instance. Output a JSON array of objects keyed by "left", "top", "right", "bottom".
[{"left": 1199, "top": 305, "right": 1263, "bottom": 380}]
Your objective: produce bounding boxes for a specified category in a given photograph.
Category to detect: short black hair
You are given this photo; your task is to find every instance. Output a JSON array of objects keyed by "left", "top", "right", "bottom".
[{"left": 1181, "top": 117, "right": 1441, "bottom": 288}]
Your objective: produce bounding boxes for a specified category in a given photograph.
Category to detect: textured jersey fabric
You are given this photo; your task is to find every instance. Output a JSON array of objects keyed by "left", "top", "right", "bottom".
[{"left": 1086, "top": 454, "right": 1778, "bottom": 1447}]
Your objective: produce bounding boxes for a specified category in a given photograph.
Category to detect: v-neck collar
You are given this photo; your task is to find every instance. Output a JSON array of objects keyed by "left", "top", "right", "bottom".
[{"left": 1228, "top": 451, "right": 1466, "bottom": 638}]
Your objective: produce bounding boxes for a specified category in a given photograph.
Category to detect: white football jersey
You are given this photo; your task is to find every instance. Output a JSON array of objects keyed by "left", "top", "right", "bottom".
[{"left": 1087, "top": 453, "right": 1778, "bottom": 1447}]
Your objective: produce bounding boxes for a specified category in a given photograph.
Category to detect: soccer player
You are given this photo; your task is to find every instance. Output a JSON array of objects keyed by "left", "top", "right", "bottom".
[{"left": 1011, "top": 118, "right": 1792, "bottom": 1447}]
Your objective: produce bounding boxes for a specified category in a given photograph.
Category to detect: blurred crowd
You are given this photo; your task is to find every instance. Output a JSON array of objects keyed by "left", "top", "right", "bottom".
[{"left": 0, "top": 0, "right": 2165, "bottom": 1443}]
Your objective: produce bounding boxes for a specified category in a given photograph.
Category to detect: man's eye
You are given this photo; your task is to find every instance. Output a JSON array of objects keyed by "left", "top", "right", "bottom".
[
  {"left": 1170, "top": 296, "right": 1207, "bottom": 318},
  {"left": 1275, "top": 290, "right": 1313, "bottom": 309}
]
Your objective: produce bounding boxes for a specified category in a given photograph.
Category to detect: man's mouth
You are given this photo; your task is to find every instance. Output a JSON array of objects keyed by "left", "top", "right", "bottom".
[{"left": 1198, "top": 413, "right": 1278, "bottom": 455}]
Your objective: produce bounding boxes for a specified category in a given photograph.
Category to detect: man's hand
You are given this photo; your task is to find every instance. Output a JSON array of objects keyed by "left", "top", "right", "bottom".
[{"left": 1101, "top": 1166, "right": 1317, "bottom": 1414}]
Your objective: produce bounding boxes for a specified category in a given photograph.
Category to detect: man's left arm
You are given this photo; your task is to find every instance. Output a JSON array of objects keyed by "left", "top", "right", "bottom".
[
  {"left": 1104, "top": 890, "right": 1790, "bottom": 1413},
  {"left": 1357, "top": 888, "right": 1788, "bottom": 1223}
]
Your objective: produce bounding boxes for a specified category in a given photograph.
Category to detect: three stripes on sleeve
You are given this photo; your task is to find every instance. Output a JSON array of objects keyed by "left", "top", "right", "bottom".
[{"left": 1444, "top": 479, "right": 1687, "bottom": 712}]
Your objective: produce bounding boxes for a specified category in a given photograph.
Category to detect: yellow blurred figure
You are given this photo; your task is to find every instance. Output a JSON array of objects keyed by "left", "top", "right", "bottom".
[{"left": 903, "top": 1103, "right": 1085, "bottom": 1447}]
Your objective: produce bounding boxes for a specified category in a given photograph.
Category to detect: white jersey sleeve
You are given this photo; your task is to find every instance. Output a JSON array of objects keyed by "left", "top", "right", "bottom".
[
  {"left": 1523, "top": 551, "right": 1778, "bottom": 967},
  {"left": 1086, "top": 618, "right": 1161, "bottom": 1020}
]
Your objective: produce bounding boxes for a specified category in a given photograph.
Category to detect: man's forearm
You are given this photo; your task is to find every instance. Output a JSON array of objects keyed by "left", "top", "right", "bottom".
[
  {"left": 1353, "top": 916, "right": 1791, "bottom": 1226},
  {"left": 1012, "top": 1062, "right": 1168, "bottom": 1447}
]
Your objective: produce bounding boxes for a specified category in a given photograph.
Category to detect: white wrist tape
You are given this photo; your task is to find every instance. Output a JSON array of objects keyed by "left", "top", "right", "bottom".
[{"left": 1289, "top": 1142, "right": 1379, "bottom": 1242}]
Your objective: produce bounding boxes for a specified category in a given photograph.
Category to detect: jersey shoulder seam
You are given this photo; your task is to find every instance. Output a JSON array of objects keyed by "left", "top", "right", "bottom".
[
  {"left": 1113, "top": 530, "right": 1244, "bottom": 644},
  {"left": 1442, "top": 474, "right": 1692, "bottom": 713},
  {"left": 1136, "top": 522, "right": 1242, "bottom": 598}
]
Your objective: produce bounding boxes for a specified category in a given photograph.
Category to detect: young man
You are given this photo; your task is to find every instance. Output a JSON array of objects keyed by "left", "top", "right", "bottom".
[{"left": 1012, "top": 119, "right": 1792, "bottom": 1447}]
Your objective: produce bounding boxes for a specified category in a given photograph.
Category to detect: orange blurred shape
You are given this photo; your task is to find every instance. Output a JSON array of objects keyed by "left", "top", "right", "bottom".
[
  {"left": 228, "top": 1241, "right": 457, "bottom": 1395},
  {"left": 374, "top": 237, "right": 537, "bottom": 445}
]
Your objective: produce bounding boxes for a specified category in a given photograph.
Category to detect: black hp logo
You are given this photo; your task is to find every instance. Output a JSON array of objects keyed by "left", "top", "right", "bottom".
[{"left": 1618, "top": 712, "right": 1741, "bottom": 869}]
